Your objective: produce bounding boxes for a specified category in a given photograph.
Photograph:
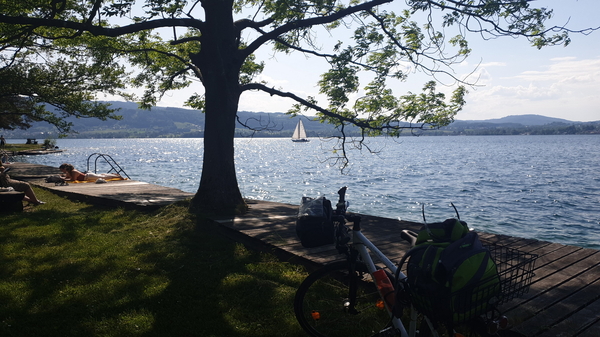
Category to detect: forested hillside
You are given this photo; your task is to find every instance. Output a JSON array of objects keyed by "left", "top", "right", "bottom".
[{"left": 2, "top": 102, "right": 598, "bottom": 139}]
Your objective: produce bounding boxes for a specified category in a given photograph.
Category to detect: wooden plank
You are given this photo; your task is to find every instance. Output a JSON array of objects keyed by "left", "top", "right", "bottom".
[
  {"left": 499, "top": 244, "right": 588, "bottom": 314},
  {"left": 502, "top": 249, "right": 598, "bottom": 329},
  {"left": 218, "top": 211, "right": 345, "bottom": 266},
  {"left": 43, "top": 181, "right": 194, "bottom": 208},
  {"left": 479, "top": 234, "right": 541, "bottom": 250},
  {"left": 510, "top": 254, "right": 600, "bottom": 336},
  {"left": 531, "top": 247, "right": 593, "bottom": 280},
  {"left": 537, "top": 296, "right": 600, "bottom": 337},
  {"left": 3, "top": 162, "right": 62, "bottom": 178},
  {"left": 577, "top": 318, "right": 600, "bottom": 337}
]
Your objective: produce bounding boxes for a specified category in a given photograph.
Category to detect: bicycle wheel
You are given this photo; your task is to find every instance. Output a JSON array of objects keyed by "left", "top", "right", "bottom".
[{"left": 294, "top": 261, "right": 392, "bottom": 337}]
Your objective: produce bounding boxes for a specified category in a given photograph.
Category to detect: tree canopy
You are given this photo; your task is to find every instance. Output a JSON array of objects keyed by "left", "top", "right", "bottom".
[
  {"left": 0, "top": 0, "right": 594, "bottom": 214},
  {"left": 0, "top": 20, "right": 129, "bottom": 133}
]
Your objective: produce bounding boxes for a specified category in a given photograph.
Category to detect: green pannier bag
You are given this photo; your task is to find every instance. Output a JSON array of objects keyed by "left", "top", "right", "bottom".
[{"left": 403, "top": 219, "right": 501, "bottom": 324}]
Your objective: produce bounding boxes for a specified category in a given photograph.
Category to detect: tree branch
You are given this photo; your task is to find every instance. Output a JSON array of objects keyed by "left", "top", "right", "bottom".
[
  {"left": 0, "top": 15, "right": 205, "bottom": 37},
  {"left": 365, "top": 9, "right": 468, "bottom": 84},
  {"left": 265, "top": 34, "right": 381, "bottom": 72},
  {"left": 242, "top": 82, "right": 433, "bottom": 131},
  {"left": 236, "top": 114, "right": 283, "bottom": 133},
  {"left": 242, "top": 0, "right": 392, "bottom": 57},
  {"left": 235, "top": 18, "right": 275, "bottom": 31},
  {"left": 421, "top": 0, "right": 599, "bottom": 42},
  {"left": 86, "top": 0, "right": 103, "bottom": 25}
]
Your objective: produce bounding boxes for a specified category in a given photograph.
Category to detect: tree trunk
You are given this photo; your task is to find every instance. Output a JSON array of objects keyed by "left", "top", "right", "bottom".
[{"left": 189, "top": 0, "right": 247, "bottom": 215}]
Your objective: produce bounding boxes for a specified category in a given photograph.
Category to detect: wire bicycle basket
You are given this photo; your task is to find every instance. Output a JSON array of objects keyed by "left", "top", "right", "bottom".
[
  {"left": 407, "top": 244, "right": 537, "bottom": 325},
  {"left": 487, "top": 244, "right": 538, "bottom": 304}
]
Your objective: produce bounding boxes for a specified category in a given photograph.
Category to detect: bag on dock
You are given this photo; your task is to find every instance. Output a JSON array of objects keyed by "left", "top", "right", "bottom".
[
  {"left": 45, "top": 175, "right": 65, "bottom": 184},
  {"left": 402, "top": 219, "right": 500, "bottom": 324},
  {"left": 296, "top": 196, "right": 334, "bottom": 248}
]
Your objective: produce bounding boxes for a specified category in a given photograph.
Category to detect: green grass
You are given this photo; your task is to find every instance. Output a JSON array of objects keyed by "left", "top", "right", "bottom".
[
  {"left": 2, "top": 143, "right": 45, "bottom": 152},
  {"left": 0, "top": 188, "right": 309, "bottom": 337}
]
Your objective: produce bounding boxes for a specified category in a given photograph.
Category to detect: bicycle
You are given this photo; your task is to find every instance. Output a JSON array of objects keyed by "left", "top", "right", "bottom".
[{"left": 293, "top": 187, "right": 537, "bottom": 337}]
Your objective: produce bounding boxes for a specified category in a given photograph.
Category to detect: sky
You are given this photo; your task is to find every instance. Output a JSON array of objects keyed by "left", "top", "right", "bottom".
[{"left": 122, "top": 0, "right": 600, "bottom": 122}]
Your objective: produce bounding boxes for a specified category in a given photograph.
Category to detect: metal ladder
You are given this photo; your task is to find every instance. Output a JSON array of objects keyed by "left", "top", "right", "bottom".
[{"left": 86, "top": 153, "right": 131, "bottom": 180}]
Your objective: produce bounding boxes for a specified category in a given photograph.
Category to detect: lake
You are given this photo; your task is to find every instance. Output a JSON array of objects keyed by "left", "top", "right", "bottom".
[{"left": 11, "top": 135, "right": 600, "bottom": 249}]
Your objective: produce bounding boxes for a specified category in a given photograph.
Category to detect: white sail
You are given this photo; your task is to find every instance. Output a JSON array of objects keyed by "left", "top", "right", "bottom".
[{"left": 292, "top": 120, "right": 309, "bottom": 142}]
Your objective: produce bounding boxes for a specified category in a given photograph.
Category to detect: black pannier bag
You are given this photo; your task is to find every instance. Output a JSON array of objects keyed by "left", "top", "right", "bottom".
[{"left": 296, "top": 196, "right": 334, "bottom": 248}]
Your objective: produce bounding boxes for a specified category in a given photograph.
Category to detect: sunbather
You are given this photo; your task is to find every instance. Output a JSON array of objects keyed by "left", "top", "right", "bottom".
[
  {"left": 59, "top": 163, "right": 122, "bottom": 182},
  {"left": 0, "top": 165, "right": 45, "bottom": 205}
]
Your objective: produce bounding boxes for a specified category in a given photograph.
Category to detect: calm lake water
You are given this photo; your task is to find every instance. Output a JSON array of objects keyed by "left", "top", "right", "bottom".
[{"left": 12, "top": 135, "right": 600, "bottom": 249}]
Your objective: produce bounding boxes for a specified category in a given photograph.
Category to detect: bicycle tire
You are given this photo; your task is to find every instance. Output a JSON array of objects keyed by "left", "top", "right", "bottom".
[{"left": 294, "top": 261, "right": 392, "bottom": 337}]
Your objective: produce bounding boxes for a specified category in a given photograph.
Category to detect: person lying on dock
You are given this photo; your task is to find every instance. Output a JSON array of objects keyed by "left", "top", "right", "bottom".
[
  {"left": 59, "top": 163, "right": 122, "bottom": 182},
  {"left": 0, "top": 165, "right": 46, "bottom": 205}
]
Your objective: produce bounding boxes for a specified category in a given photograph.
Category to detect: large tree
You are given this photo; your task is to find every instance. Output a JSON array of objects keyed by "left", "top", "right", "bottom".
[{"left": 0, "top": 0, "right": 591, "bottom": 214}]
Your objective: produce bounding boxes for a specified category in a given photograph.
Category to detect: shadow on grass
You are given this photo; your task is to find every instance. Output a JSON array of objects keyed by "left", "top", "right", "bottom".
[
  {"left": 144, "top": 216, "right": 305, "bottom": 337},
  {"left": 0, "top": 198, "right": 305, "bottom": 337}
]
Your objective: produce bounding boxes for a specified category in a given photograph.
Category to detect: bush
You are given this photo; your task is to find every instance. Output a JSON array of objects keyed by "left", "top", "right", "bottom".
[{"left": 43, "top": 138, "right": 57, "bottom": 149}]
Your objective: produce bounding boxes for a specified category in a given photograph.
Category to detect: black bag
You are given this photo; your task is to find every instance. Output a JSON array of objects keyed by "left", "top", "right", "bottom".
[
  {"left": 296, "top": 196, "right": 334, "bottom": 248},
  {"left": 403, "top": 220, "right": 500, "bottom": 324},
  {"left": 45, "top": 175, "right": 66, "bottom": 184}
]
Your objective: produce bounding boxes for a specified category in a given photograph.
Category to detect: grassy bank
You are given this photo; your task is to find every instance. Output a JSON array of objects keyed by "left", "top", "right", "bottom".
[
  {"left": 0, "top": 188, "right": 308, "bottom": 337},
  {"left": 2, "top": 143, "right": 45, "bottom": 152}
]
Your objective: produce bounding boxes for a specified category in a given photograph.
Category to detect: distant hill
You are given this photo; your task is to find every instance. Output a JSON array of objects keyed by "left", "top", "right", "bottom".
[
  {"left": 1, "top": 101, "right": 598, "bottom": 138},
  {"left": 1, "top": 101, "right": 346, "bottom": 139},
  {"left": 464, "top": 114, "right": 576, "bottom": 126},
  {"left": 428, "top": 115, "right": 599, "bottom": 136}
]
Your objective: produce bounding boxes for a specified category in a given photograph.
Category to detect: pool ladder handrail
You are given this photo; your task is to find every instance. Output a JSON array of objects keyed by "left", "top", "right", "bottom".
[{"left": 86, "top": 153, "right": 131, "bottom": 180}]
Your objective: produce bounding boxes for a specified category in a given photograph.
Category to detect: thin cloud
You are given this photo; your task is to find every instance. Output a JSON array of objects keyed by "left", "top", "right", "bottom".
[
  {"left": 480, "top": 62, "right": 507, "bottom": 67},
  {"left": 458, "top": 56, "right": 600, "bottom": 121},
  {"left": 514, "top": 57, "right": 600, "bottom": 82}
]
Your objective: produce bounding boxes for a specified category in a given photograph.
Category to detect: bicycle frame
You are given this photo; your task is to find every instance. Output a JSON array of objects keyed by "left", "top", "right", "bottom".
[
  {"left": 328, "top": 185, "right": 417, "bottom": 337},
  {"left": 345, "top": 219, "right": 426, "bottom": 337}
]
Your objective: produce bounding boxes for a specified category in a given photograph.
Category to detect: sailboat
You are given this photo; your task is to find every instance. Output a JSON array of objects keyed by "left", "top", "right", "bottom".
[{"left": 291, "top": 119, "right": 310, "bottom": 142}]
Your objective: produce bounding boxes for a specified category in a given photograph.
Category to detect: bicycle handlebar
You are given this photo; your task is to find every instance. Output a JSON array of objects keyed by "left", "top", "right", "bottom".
[
  {"left": 336, "top": 186, "right": 348, "bottom": 215},
  {"left": 337, "top": 186, "right": 347, "bottom": 203},
  {"left": 334, "top": 186, "right": 362, "bottom": 228}
]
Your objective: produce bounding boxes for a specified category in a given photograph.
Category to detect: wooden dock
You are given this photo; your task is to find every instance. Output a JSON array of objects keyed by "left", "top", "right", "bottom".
[
  {"left": 1, "top": 148, "right": 64, "bottom": 156},
  {"left": 216, "top": 200, "right": 600, "bottom": 337},
  {"left": 4, "top": 162, "right": 600, "bottom": 336},
  {"left": 3, "top": 162, "right": 194, "bottom": 209}
]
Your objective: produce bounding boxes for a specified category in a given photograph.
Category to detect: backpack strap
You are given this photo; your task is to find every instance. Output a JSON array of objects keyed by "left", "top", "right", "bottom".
[{"left": 415, "top": 219, "right": 469, "bottom": 245}]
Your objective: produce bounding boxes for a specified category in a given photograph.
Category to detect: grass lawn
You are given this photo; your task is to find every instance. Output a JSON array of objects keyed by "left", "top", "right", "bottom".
[
  {"left": 2, "top": 143, "right": 46, "bottom": 152},
  {"left": 0, "top": 188, "right": 309, "bottom": 337}
]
